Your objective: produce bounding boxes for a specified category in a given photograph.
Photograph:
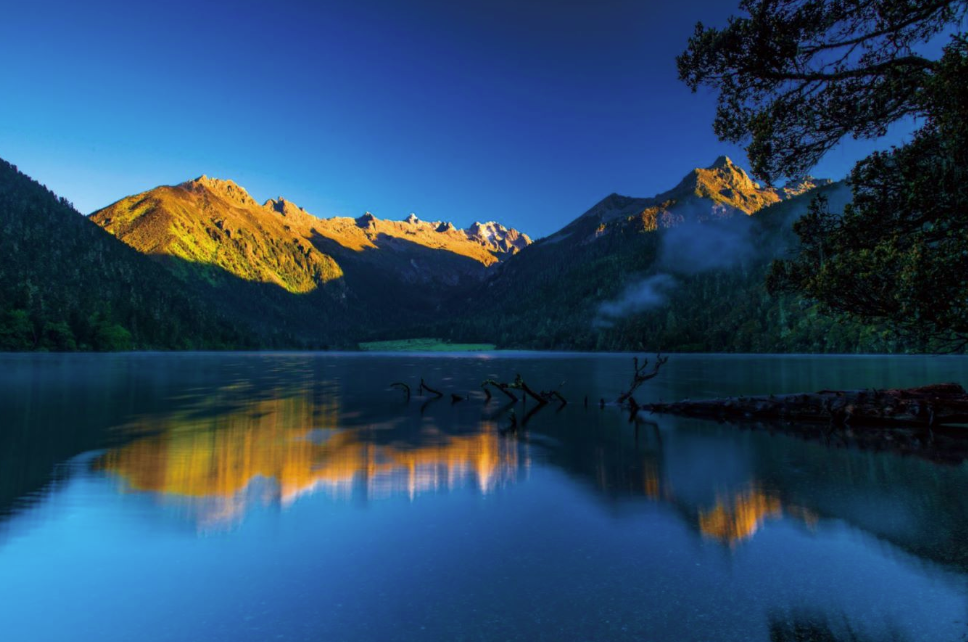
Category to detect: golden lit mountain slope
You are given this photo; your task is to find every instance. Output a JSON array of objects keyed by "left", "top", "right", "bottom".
[
  {"left": 92, "top": 176, "right": 342, "bottom": 293},
  {"left": 544, "top": 156, "right": 831, "bottom": 243},
  {"left": 653, "top": 155, "right": 782, "bottom": 216},
  {"left": 266, "top": 202, "right": 531, "bottom": 266},
  {"left": 92, "top": 177, "right": 531, "bottom": 295}
]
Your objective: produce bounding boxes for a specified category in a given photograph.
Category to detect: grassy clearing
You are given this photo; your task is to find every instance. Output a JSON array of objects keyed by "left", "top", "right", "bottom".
[{"left": 358, "top": 338, "right": 496, "bottom": 352}]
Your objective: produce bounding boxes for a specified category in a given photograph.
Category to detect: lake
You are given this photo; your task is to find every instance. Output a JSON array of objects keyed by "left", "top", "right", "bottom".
[{"left": 1, "top": 352, "right": 968, "bottom": 641}]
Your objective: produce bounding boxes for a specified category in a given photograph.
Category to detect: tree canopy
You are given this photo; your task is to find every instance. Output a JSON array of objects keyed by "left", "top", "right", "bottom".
[
  {"left": 678, "top": 0, "right": 966, "bottom": 183},
  {"left": 680, "top": 1, "right": 968, "bottom": 350}
]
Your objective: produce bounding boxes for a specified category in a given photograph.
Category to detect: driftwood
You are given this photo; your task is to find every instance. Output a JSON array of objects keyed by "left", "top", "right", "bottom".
[
  {"left": 482, "top": 376, "right": 567, "bottom": 408},
  {"left": 643, "top": 383, "right": 968, "bottom": 429},
  {"left": 514, "top": 375, "right": 569, "bottom": 408},
  {"left": 482, "top": 379, "right": 519, "bottom": 402},
  {"left": 482, "top": 376, "right": 568, "bottom": 434},
  {"left": 419, "top": 378, "right": 443, "bottom": 398},
  {"left": 390, "top": 382, "right": 411, "bottom": 401},
  {"left": 543, "top": 390, "right": 568, "bottom": 407},
  {"left": 513, "top": 374, "right": 547, "bottom": 405}
]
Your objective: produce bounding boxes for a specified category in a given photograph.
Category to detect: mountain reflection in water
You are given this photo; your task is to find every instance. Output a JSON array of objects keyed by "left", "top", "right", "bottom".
[
  {"left": 697, "top": 486, "right": 819, "bottom": 544},
  {"left": 88, "top": 381, "right": 871, "bottom": 549},
  {"left": 87, "top": 381, "right": 796, "bottom": 541},
  {"left": 94, "top": 389, "right": 524, "bottom": 528}
]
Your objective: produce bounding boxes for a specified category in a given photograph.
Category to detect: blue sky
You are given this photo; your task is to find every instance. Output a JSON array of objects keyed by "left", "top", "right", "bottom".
[{"left": 0, "top": 0, "right": 919, "bottom": 237}]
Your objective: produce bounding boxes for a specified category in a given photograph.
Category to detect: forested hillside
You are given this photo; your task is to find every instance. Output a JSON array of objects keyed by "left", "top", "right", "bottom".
[
  {"left": 0, "top": 159, "right": 251, "bottom": 351},
  {"left": 415, "top": 181, "right": 908, "bottom": 353}
]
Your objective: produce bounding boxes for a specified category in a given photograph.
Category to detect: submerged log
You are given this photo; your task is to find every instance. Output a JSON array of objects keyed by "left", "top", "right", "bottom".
[{"left": 643, "top": 383, "right": 968, "bottom": 428}]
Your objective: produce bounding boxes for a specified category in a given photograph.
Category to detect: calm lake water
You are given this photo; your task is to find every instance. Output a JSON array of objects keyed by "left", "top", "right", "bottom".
[{"left": 2, "top": 352, "right": 968, "bottom": 642}]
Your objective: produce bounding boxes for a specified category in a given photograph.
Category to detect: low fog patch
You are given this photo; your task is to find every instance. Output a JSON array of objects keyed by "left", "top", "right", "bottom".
[
  {"left": 595, "top": 215, "right": 756, "bottom": 325},
  {"left": 658, "top": 218, "right": 754, "bottom": 274},
  {"left": 594, "top": 274, "right": 677, "bottom": 327}
]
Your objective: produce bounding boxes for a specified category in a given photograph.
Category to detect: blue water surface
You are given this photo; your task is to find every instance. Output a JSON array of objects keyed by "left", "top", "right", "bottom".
[{"left": 1, "top": 352, "right": 967, "bottom": 641}]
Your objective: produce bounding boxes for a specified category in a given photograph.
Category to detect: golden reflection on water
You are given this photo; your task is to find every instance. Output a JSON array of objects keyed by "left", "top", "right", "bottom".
[
  {"left": 588, "top": 440, "right": 810, "bottom": 545},
  {"left": 698, "top": 486, "right": 818, "bottom": 544},
  {"left": 94, "top": 389, "right": 524, "bottom": 528},
  {"left": 93, "top": 382, "right": 814, "bottom": 543}
]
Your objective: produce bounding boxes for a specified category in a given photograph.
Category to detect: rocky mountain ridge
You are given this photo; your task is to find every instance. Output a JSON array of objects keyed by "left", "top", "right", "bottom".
[
  {"left": 546, "top": 156, "right": 831, "bottom": 245},
  {"left": 92, "top": 176, "right": 532, "bottom": 296}
]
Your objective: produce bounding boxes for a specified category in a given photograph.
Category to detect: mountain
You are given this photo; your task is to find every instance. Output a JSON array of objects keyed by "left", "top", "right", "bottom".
[
  {"left": 92, "top": 176, "right": 343, "bottom": 294},
  {"left": 413, "top": 159, "right": 896, "bottom": 353},
  {"left": 3, "top": 153, "right": 903, "bottom": 353},
  {"left": 651, "top": 155, "right": 828, "bottom": 215},
  {"left": 483, "top": 156, "right": 835, "bottom": 289},
  {"left": 93, "top": 177, "right": 530, "bottom": 290},
  {"left": 0, "top": 158, "right": 250, "bottom": 350},
  {"left": 90, "top": 175, "right": 531, "bottom": 343},
  {"left": 544, "top": 156, "right": 831, "bottom": 246}
]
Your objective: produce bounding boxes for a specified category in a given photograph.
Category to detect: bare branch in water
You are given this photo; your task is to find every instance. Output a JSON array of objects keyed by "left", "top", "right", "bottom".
[
  {"left": 419, "top": 378, "right": 444, "bottom": 398},
  {"left": 390, "top": 382, "right": 411, "bottom": 401},
  {"left": 618, "top": 354, "right": 668, "bottom": 405}
]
